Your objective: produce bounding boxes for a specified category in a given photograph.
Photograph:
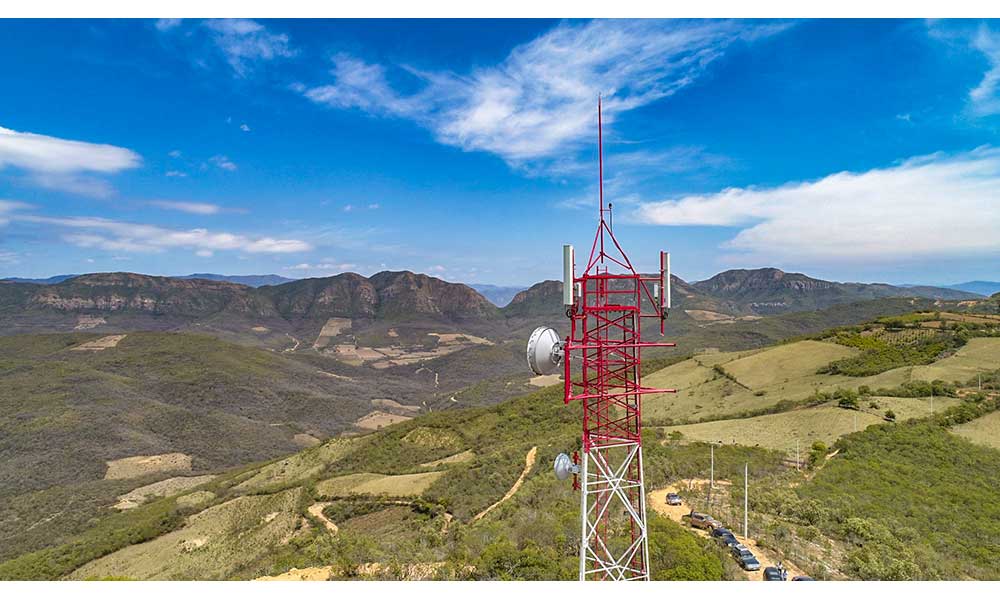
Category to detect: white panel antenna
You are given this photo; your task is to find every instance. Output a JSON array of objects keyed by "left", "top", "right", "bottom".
[{"left": 563, "top": 244, "right": 575, "bottom": 306}]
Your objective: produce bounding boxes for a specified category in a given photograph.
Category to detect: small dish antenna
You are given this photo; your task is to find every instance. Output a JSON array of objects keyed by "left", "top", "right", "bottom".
[
  {"left": 526, "top": 326, "right": 564, "bottom": 376},
  {"left": 553, "top": 452, "right": 580, "bottom": 481}
]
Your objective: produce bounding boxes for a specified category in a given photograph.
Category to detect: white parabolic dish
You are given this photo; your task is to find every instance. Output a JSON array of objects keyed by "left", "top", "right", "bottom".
[{"left": 526, "top": 326, "right": 563, "bottom": 376}]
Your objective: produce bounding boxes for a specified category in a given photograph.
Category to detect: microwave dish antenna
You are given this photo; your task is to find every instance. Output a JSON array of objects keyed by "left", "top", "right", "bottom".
[{"left": 526, "top": 326, "right": 564, "bottom": 376}]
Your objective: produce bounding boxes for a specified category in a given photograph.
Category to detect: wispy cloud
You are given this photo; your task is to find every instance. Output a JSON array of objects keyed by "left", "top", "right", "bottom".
[
  {"left": 240, "top": 123, "right": 251, "bottom": 132},
  {"left": 301, "top": 20, "right": 787, "bottom": 169},
  {"left": 284, "top": 262, "right": 358, "bottom": 274},
  {"left": 969, "top": 25, "right": 1000, "bottom": 116},
  {"left": 165, "top": 170, "right": 187, "bottom": 178},
  {"left": 149, "top": 200, "right": 222, "bottom": 215},
  {"left": 17, "top": 214, "right": 310, "bottom": 255},
  {"left": 632, "top": 146, "right": 1000, "bottom": 265},
  {"left": 0, "top": 125, "right": 140, "bottom": 197},
  {"left": 203, "top": 19, "right": 295, "bottom": 77},
  {"left": 155, "top": 18, "right": 182, "bottom": 32},
  {"left": 209, "top": 155, "right": 237, "bottom": 171}
]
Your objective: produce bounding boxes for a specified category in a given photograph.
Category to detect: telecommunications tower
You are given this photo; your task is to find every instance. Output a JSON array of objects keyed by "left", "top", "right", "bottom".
[{"left": 526, "top": 98, "right": 677, "bottom": 581}]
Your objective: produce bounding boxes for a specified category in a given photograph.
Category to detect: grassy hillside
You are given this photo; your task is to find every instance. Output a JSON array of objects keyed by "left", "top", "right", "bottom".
[{"left": 0, "top": 384, "right": 730, "bottom": 581}]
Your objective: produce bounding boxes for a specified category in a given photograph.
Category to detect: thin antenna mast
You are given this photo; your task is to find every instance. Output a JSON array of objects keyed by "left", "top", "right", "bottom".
[{"left": 598, "top": 95, "right": 604, "bottom": 265}]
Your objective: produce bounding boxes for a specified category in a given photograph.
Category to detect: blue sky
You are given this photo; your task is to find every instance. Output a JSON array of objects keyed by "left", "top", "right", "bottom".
[{"left": 1, "top": 18, "right": 999, "bottom": 286}]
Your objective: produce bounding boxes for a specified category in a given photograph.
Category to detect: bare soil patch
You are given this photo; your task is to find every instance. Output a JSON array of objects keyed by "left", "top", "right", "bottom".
[
  {"left": 371, "top": 398, "right": 422, "bottom": 414},
  {"left": 293, "top": 433, "right": 321, "bottom": 447},
  {"left": 529, "top": 374, "right": 562, "bottom": 387},
  {"left": 354, "top": 411, "right": 413, "bottom": 430},
  {"left": 72, "top": 334, "right": 126, "bottom": 351},
  {"left": 313, "top": 318, "right": 352, "bottom": 349}
]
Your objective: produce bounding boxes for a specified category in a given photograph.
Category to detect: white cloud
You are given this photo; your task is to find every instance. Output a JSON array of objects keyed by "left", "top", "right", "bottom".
[
  {"left": 150, "top": 200, "right": 222, "bottom": 215},
  {"left": 301, "top": 20, "right": 786, "bottom": 167},
  {"left": 969, "top": 25, "right": 1000, "bottom": 116},
  {"left": 0, "top": 251, "right": 19, "bottom": 264},
  {"left": 240, "top": 123, "right": 251, "bottom": 132},
  {"left": 203, "top": 19, "right": 295, "bottom": 77},
  {"left": 18, "top": 215, "right": 310, "bottom": 255},
  {"left": 210, "top": 155, "right": 237, "bottom": 171},
  {"left": 0, "top": 126, "right": 139, "bottom": 198},
  {"left": 368, "top": 203, "right": 380, "bottom": 210},
  {"left": 633, "top": 147, "right": 1000, "bottom": 265},
  {"left": 168, "top": 149, "right": 182, "bottom": 158},
  {"left": 343, "top": 204, "right": 354, "bottom": 212},
  {"left": 165, "top": 170, "right": 187, "bottom": 178},
  {"left": 0, "top": 125, "right": 140, "bottom": 189}
]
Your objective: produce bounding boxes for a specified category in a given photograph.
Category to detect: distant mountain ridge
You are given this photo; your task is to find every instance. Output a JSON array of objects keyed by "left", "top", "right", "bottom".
[
  {"left": 1, "top": 273, "right": 296, "bottom": 288},
  {"left": 0, "top": 267, "right": 980, "bottom": 339},
  {"left": 692, "top": 268, "right": 979, "bottom": 314}
]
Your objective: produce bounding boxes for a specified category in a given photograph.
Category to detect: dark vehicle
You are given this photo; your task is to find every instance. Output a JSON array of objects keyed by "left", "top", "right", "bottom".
[
  {"left": 666, "top": 492, "right": 682, "bottom": 506},
  {"left": 711, "top": 527, "right": 738, "bottom": 547},
  {"left": 763, "top": 567, "right": 786, "bottom": 581},
  {"left": 731, "top": 545, "right": 761, "bottom": 571},
  {"left": 791, "top": 576, "right": 815, "bottom": 581}
]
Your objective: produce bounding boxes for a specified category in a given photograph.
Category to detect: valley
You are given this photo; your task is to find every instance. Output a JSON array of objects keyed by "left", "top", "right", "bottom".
[{"left": 0, "top": 268, "right": 997, "bottom": 580}]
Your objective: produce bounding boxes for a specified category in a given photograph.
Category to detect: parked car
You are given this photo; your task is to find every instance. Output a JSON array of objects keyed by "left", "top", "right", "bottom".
[
  {"left": 715, "top": 531, "right": 739, "bottom": 548},
  {"left": 731, "top": 545, "right": 761, "bottom": 571},
  {"left": 763, "top": 566, "right": 786, "bottom": 581},
  {"left": 665, "top": 492, "right": 682, "bottom": 506},
  {"left": 791, "top": 576, "right": 815, "bottom": 581},
  {"left": 684, "top": 511, "right": 714, "bottom": 530}
]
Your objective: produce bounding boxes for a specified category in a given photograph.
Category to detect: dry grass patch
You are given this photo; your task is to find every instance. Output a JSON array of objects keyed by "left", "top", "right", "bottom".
[
  {"left": 71, "top": 488, "right": 305, "bottom": 581},
  {"left": 233, "top": 438, "right": 357, "bottom": 493},
  {"left": 114, "top": 475, "right": 215, "bottom": 510},
  {"left": 953, "top": 411, "right": 1000, "bottom": 450},
  {"left": 316, "top": 471, "right": 445, "bottom": 498},
  {"left": 664, "top": 406, "right": 886, "bottom": 450},
  {"left": 104, "top": 453, "right": 192, "bottom": 480},
  {"left": 420, "top": 450, "right": 475, "bottom": 467}
]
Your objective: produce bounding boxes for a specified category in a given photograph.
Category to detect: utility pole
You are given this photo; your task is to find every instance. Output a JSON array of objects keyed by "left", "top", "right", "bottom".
[
  {"left": 795, "top": 440, "right": 800, "bottom": 470},
  {"left": 743, "top": 462, "right": 749, "bottom": 539},
  {"left": 710, "top": 443, "right": 715, "bottom": 489}
]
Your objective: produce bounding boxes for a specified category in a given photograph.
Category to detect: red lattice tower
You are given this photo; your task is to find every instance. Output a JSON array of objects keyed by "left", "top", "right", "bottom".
[{"left": 561, "top": 98, "right": 677, "bottom": 581}]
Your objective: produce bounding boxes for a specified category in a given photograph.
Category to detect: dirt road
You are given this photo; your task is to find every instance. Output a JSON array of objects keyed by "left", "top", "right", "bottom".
[
  {"left": 473, "top": 446, "right": 537, "bottom": 522},
  {"left": 648, "top": 481, "right": 807, "bottom": 581}
]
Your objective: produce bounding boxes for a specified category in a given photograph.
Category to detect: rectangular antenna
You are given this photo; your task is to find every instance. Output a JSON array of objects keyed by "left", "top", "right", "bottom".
[
  {"left": 563, "top": 244, "right": 575, "bottom": 306},
  {"left": 661, "top": 251, "right": 672, "bottom": 310}
]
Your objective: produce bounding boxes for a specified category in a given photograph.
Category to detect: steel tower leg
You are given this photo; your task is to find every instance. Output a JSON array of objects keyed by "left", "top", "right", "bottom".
[{"left": 579, "top": 440, "right": 649, "bottom": 580}]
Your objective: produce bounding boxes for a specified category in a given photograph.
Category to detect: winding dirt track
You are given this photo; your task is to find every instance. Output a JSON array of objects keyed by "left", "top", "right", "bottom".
[
  {"left": 648, "top": 481, "right": 806, "bottom": 581},
  {"left": 473, "top": 446, "right": 537, "bottom": 522},
  {"left": 307, "top": 502, "right": 339, "bottom": 533}
]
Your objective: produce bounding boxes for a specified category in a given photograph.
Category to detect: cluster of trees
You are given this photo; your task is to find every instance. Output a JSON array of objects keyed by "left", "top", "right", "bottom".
[{"left": 820, "top": 332, "right": 963, "bottom": 376}]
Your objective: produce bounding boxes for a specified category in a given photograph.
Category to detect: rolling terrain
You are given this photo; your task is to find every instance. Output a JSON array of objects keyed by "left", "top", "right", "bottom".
[{"left": 0, "top": 267, "right": 996, "bottom": 580}]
